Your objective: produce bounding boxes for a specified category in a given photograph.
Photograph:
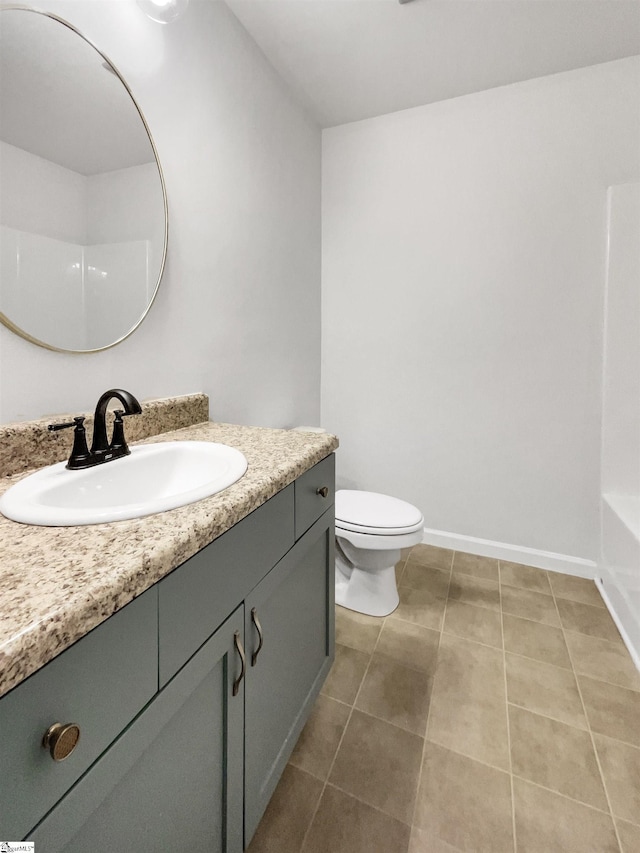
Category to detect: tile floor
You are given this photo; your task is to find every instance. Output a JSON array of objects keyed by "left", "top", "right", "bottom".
[{"left": 248, "top": 544, "right": 640, "bottom": 853}]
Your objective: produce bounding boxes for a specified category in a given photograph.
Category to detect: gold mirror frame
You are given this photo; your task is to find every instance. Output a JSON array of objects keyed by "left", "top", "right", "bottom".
[{"left": 0, "top": 6, "right": 168, "bottom": 353}]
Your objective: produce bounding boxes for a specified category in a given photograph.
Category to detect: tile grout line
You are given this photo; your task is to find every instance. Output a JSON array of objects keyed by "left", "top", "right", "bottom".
[
  {"left": 498, "top": 562, "right": 518, "bottom": 853},
  {"left": 407, "top": 547, "right": 455, "bottom": 849},
  {"left": 504, "top": 698, "right": 590, "bottom": 734},
  {"left": 299, "top": 549, "right": 412, "bottom": 853},
  {"left": 509, "top": 773, "right": 626, "bottom": 817},
  {"left": 325, "top": 780, "right": 415, "bottom": 830},
  {"left": 548, "top": 579, "right": 624, "bottom": 852}
]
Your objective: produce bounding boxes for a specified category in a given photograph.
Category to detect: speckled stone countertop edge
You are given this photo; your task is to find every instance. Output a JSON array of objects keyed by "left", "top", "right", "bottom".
[
  {"left": 0, "top": 392, "right": 210, "bottom": 478},
  {"left": 0, "top": 421, "right": 338, "bottom": 699}
]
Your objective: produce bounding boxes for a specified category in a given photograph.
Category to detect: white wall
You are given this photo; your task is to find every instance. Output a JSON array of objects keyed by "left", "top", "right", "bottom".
[
  {"left": 602, "top": 183, "right": 640, "bottom": 500},
  {"left": 322, "top": 57, "right": 640, "bottom": 563},
  {"left": 85, "top": 163, "right": 165, "bottom": 348},
  {"left": 0, "top": 140, "right": 86, "bottom": 242},
  {"left": 86, "top": 163, "right": 163, "bottom": 245},
  {"left": 0, "top": 0, "right": 321, "bottom": 427}
]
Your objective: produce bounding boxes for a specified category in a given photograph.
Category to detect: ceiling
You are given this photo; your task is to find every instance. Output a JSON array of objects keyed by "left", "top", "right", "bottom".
[{"left": 225, "top": 0, "right": 640, "bottom": 127}]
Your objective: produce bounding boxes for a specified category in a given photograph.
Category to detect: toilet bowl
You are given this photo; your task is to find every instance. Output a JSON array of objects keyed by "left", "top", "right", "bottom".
[{"left": 335, "top": 490, "right": 424, "bottom": 617}]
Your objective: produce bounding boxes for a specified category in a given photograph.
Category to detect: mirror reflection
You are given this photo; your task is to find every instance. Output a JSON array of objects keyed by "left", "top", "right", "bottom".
[{"left": 0, "top": 8, "right": 167, "bottom": 352}]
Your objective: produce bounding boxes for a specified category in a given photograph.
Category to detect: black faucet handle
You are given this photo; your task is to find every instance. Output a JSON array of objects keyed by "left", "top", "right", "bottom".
[
  {"left": 48, "top": 417, "right": 91, "bottom": 469},
  {"left": 48, "top": 416, "right": 86, "bottom": 432},
  {"left": 110, "top": 410, "right": 131, "bottom": 456}
]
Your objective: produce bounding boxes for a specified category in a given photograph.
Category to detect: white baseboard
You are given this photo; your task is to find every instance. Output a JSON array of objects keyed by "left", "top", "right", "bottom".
[{"left": 421, "top": 527, "right": 597, "bottom": 578}]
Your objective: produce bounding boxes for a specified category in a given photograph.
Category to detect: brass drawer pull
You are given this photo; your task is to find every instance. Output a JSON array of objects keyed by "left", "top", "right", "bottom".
[
  {"left": 250, "top": 607, "right": 264, "bottom": 667},
  {"left": 316, "top": 486, "right": 329, "bottom": 498},
  {"left": 42, "top": 722, "right": 80, "bottom": 761},
  {"left": 233, "top": 631, "right": 246, "bottom": 696}
]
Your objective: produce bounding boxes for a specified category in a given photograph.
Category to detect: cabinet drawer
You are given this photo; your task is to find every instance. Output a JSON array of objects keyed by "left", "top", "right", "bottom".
[
  {"left": 0, "top": 587, "right": 158, "bottom": 841},
  {"left": 294, "top": 454, "right": 335, "bottom": 539},
  {"left": 159, "top": 484, "right": 295, "bottom": 687}
]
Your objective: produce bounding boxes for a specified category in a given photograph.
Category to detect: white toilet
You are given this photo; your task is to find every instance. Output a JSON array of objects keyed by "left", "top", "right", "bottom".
[{"left": 335, "top": 489, "right": 424, "bottom": 617}]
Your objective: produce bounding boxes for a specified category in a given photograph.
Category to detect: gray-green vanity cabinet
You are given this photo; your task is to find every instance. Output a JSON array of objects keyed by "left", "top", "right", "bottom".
[
  {"left": 158, "top": 484, "right": 296, "bottom": 688},
  {"left": 29, "top": 608, "right": 245, "bottom": 853},
  {"left": 244, "top": 508, "right": 335, "bottom": 843},
  {"left": 4, "top": 453, "right": 335, "bottom": 850}
]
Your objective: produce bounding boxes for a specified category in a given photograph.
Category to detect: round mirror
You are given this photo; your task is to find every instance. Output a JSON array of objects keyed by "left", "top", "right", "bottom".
[{"left": 0, "top": 7, "right": 167, "bottom": 352}]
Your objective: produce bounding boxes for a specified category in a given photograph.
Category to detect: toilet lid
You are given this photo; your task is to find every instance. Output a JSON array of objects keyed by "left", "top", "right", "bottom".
[{"left": 335, "top": 490, "right": 424, "bottom": 535}]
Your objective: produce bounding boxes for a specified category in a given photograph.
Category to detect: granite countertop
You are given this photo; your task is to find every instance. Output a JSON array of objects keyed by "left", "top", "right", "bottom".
[{"left": 0, "top": 421, "right": 338, "bottom": 699}]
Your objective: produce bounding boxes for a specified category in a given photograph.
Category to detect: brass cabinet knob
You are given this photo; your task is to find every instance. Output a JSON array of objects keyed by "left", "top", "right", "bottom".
[
  {"left": 42, "top": 722, "right": 81, "bottom": 761},
  {"left": 316, "top": 486, "right": 329, "bottom": 498}
]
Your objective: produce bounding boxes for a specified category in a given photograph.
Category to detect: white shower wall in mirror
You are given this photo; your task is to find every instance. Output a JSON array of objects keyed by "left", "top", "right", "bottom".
[{"left": 0, "top": 141, "right": 160, "bottom": 351}]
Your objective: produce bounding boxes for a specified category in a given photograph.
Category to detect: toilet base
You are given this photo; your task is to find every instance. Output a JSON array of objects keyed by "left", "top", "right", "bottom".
[{"left": 335, "top": 556, "right": 400, "bottom": 617}]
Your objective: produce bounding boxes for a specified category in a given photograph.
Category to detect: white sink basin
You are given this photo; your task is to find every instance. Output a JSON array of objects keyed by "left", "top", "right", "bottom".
[{"left": 0, "top": 441, "right": 248, "bottom": 526}]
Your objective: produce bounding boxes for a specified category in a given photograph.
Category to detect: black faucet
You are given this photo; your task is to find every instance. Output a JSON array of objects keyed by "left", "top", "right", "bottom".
[{"left": 48, "top": 389, "right": 142, "bottom": 470}]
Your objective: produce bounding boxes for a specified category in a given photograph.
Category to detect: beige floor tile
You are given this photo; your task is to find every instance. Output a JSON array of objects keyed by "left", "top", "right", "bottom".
[
  {"left": 406, "top": 544, "right": 453, "bottom": 572},
  {"left": 513, "top": 777, "right": 619, "bottom": 853},
  {"left": 322, "top": 643, "right": 370, "bottom": 705},
  {"left": 548, "top": 573, "right": 605, "bottom": 608},
  {"left": 500, "top": 561, "right": 551, "bottom": 594},
  {"left": 329, "top": 709, "right": 423, "bottom": 824},
  {"left": 427, "top": 633, "right": 509, "bottom": 770},
  {"left": 443, "top": 598, "right": 503, "bottom": 648},
  {"left": 502, "top": 614, "right": 571, "bottom": 668},
  {"left": 565, "top": 630, "right": 640, "bottom": 692},
  {"left": 409, "top": 826, "right": 462, "bottom": 852},
  {"left": 248, "top": 765, "right": 323, "bottom": 853},
  {"left": 594, "top": 734, "right": 640, "bottom": 824},
  {"left": 395, "top": 584, "right": 447, "bottom": 631},
  {"left": 452, "top": 551, "right": 500, "bottom": 580},
  {"left": 506, "top": 653, "right": 588, "bottom": 729},
  {"left": 302, "top": 784, "right": 411, "bottom": 853},
  {"left": 377, "top": 618, "right": 440, "bottom": 674},
  {"left": 402, "top": 563, "right": 450, "bottom": 596},
  {"left": 355, "top": 652, "right": 433, "bottom": 735},
  {"left": 289, "top": 694, "right": 350, "bottom": 780},
  {"left": 447, "top": 572, "right": 501, "bottom": 611},
  {"left": 414, "top": 742, "right": 513, "bottom": 852},
  {"left": 616, "top": 819, "right": 640, "bottom": 853},
  {"left": 509, "top": 705, "right": 608, "bottom": 809},
  {"left": 335, "top": 606, "right": 383, "bottom": 654},
  {"left": 556, "top": 598, "right": 621, "bottom": 643},
  {"left": 579, "top": 675, "right": 640, "bottom": 747},
  {"left": 500, "top": 585, "right": 560, "bottom": 626}
]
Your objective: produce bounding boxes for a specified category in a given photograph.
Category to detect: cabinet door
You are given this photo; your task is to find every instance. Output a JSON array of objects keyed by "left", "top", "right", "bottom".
[
  {"left": 28, "top": 607, "right": 246, "bottom": 853},
  {"left": 244, "top": 508, "right": 335, "bottom": 845}
]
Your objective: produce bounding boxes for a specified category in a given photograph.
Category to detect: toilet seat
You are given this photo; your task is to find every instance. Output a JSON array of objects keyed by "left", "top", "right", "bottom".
[{"left": 335, "top": 490, "right": 424, "bottom": 536}]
